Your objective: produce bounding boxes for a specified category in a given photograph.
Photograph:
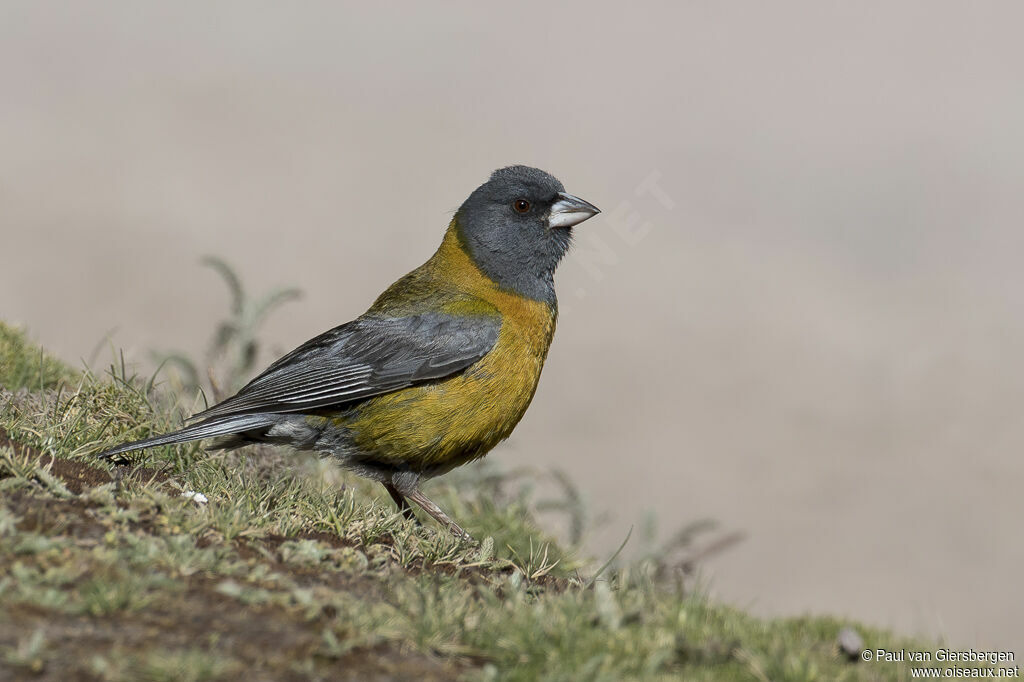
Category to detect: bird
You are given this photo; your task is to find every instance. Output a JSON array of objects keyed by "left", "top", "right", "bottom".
[{"left": 99, "top": 165, "right": 600, "bottom": 540}]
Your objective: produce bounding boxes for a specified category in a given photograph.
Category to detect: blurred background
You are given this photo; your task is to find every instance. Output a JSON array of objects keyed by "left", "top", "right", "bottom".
[{"left": 2, "top": 1, "right": 1021, "bottom": 650}]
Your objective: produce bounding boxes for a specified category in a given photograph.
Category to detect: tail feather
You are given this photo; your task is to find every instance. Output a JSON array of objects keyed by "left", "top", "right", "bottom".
[{"left": 97, "top": 414, "right": 279, "bottom": 460}]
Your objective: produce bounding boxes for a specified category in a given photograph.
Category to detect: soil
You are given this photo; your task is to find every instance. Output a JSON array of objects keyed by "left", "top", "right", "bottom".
[{"left": 0, "top": 430, "right": 467, "bottom": 681}]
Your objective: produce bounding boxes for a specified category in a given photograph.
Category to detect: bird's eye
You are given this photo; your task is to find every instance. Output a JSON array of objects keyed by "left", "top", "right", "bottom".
[{"left": 513, "top": 199, "right": 531, "bottom": 214}]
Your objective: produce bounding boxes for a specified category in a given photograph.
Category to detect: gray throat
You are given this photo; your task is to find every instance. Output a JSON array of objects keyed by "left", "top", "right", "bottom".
[{"left": 454, "top": 227, "right": 561, "bottom": 306}]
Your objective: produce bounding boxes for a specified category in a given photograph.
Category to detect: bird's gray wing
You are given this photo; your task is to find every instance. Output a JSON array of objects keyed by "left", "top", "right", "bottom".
[{"left": 190, "top": 311, "right": 500, "bottom": 420}]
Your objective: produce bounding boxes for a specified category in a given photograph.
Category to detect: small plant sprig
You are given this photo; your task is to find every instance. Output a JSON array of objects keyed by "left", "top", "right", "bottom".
[{"left": 153, "top": 256, "right": 302, "bottom": 404}]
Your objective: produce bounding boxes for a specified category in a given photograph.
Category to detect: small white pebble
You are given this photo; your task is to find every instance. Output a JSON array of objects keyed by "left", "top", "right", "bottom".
[
  {"left": 180, "top": 490, "right": 209, "bottom": 504},
  {"left": 838, "top": 626, "right": 865, "bottom": 660}
]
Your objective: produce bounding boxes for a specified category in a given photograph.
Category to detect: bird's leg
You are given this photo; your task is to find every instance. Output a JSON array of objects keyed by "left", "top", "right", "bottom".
[
  {"left": 382, "top": 482, "right": 418, "bottom": 523},
  {"left": 405, "top": 486, "right": 474, "bottom": 542}
]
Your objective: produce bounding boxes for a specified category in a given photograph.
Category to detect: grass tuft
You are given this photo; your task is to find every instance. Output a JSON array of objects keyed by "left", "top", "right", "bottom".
[{"left": 0, "top": 321, "right": 79, "bottom": 391}]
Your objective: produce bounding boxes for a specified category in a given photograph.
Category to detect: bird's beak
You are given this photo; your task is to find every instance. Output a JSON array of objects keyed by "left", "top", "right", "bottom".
[{"left": 548, "top": 192, "right": 601, "bottom": 229}]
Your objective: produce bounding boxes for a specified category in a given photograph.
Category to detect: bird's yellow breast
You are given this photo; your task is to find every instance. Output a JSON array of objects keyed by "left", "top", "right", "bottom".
[{"left": 336, "top": 227, "right": 557, "bottom": 473}]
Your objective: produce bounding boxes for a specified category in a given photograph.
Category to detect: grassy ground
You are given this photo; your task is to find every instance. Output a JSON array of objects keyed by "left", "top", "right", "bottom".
[{"left": 0, "top": 320, "right": 941, "bottom": 681}]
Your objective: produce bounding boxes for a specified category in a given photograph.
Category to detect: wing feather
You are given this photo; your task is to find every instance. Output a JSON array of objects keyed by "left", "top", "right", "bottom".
[{"left": 189, "top": 312, "right": 499, "bottom": 421}]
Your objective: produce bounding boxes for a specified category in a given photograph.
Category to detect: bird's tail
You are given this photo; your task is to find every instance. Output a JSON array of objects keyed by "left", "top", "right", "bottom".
[{"left": 97, "top": 414, "right": 278, "bottom": 460}]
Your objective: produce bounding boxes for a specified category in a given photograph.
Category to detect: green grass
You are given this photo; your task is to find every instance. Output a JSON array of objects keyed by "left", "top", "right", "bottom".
[
  {"left": 0, "top": 322, "right": 79, "bottom": 391},
  {"left": 0, "top": 322, "right": 958, "bottom": 681}
]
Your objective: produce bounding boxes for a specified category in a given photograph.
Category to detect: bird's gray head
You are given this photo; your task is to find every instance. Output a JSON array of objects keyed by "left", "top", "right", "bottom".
[{"left": 454, "top": 165, "right": 600, "bottom": 304}]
